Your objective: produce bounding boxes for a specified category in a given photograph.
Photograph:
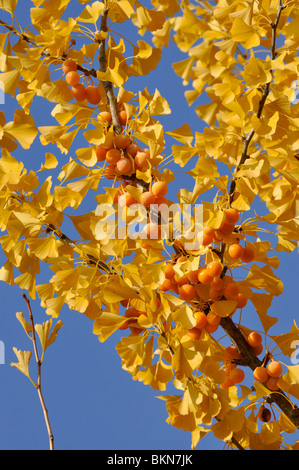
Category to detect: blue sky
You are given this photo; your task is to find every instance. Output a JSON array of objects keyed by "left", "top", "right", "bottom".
[{"left": 0, "top": 0, "right": 298, "bottom": 451}]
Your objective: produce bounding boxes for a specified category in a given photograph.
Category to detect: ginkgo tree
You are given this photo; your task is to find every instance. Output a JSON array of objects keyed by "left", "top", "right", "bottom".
[{"left": 0, "top": 0, "right": 299, "bottom": 451}]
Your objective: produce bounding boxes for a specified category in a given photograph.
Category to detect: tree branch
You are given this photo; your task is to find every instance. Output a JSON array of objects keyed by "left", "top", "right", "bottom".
[
  {"left": 22, "top": 293, "right": 54, "bottom": 450},
  {"left": 97, "top": 3, "right": 122, "bottom": 135},
  {"left": 228, "top": 0, "right": 285, "bottom": 205}
]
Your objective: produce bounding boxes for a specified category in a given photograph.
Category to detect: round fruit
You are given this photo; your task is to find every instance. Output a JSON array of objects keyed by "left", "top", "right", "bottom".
[
  {"left": 198, "top": 268, "right": 213, "bottom": 285},
  {"left": 247, "top": 331, "right": 262, "bottom": 348},
  {"left": 152, "top": 181, "right": 168, "bottom": 198},
  {"left": 140, "top": 191, "right": 156, "bottom": 207},
  {"left": 116, "top": 158, "right": 133, "bottom": 174},
  {"left": 126, "top": 142, "right": 140, "bottom": 157},
  {"left": 240, "top": 246, "right": 255, "bottom": 263},
  {"left": 223, "top": 281, "right": 239, "bottom": 300},
  {"left": 165, "top": 265, "right": 175, "bottom": 280},
  {"left": 258, "top": 405, "right": 271, "bottom": 423},
  {"left": 253, "top": 366, "right": 269, "bottom": 382},
  {"left": 208, "top": 287, "right": 223, "bottom": 301},
  {"left": 66, "top": 70, "right": 80, "bottom": 86},
  {"left": 219, "top": 220, "right": 235, "bottom": 235},
  {"left": 159, "top": 278, "right": 173, "bottom": 292},
  {"left": 203, "top": 226, "right": 215, "bottom": 237},
  {"left": 206, "top": 261, "right": 223, "bottom": 278},
  {"left": 224, "top": 208, "right": 239, "bottom": 224},
  {"left": 71, "top": 84, "right": 87, "bottom": 101},
  {"left": 198, "top": 230, "right": 214, "bottom": 246},
  {"left": 188, "top": 269, "right": 200, "bottom": 284},
  {"left": 174, "top": 274, "right": 189, "bottom": 286},
  {"left": 194, "top": 311, "right": 208, "bottom": 329},
  {"left": 62, "top": 58, "right": 77, "bottom": 74},
  {"left": 206, "top": 311, "right": 221, "bottom": 327},
  {"left": 228, "top": 243, "right": 244, "bottom": 259},
  {"left": 118, "top": 193, "right": 137, "bottom": 208},
  {"left": 204, "top": 322, "right": 219, "bottom": 333},
  {"left": 229, "top": 367, "right": 245, "bottom": 384},
  {"left": 97, "top": 111, "right": 112, "bottom": 124},
  {"left": 187, "top": 327, "right": 202, "bottom": 340},
  {"left": 134, "top": 151, "right": 149, "bottom": 169},
  {"left": 114, "top": 133, "right": 130, "bottom": 149},
  {"left": 86, "top": 85, "right": 101, "bottom": 105},
  {"left": 225, "top": 346, "right": 242, "bottom": 362},
  {"left": 266, "top": 376, "right": 279, "bottom": 391},
  {"left": 266, "top": 361, "right": 283, "bottom": 378},
  {"left": 210, "top": 277, "right": 223, "bottom": 290},
  {"left": 96, "top": 146, "right": 108, "bottom": 161},
  {"left": 179, "top": 284, "right": 196, "bottom": 301},
  {"left": 118, "top": 110, "right": 128, "bottom": 126},
  {"left": 106, "top": 148, "right": 122, "bottom": 164},
  {"left": 236, "top": 293, "right": 247, "bottom": 308},
  {"left": 252, "top": 343, "right": 263, "bottom": 356}
]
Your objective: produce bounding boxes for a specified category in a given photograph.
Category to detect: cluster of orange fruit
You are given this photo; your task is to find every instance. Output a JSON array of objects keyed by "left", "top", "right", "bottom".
[
  {"left": 159, "top": 256, "right": 247, "bottom": 309},
  {"left": 219, "top": 331, "right": 283, "bottom": 395},
  {"left": 118, "top": 306, "right": 147, "bottom": 335},
  {"left": 62, "top": 58, "right": 101, "bottom": 104}
]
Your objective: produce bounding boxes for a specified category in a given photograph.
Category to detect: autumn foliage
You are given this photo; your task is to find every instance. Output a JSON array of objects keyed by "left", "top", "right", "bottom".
[{"left": 1, "top": 0, "right": 299, "bottom": 451}]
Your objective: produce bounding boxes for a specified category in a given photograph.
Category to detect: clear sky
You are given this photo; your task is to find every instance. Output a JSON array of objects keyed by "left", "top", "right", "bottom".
[{"left": 0, "top": 0, "right": 298, "bottom": 451}]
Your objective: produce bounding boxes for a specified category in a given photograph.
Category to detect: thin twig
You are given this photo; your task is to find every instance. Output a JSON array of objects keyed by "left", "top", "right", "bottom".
[
  {"left": 22, "top": 293, "right": 54, "bottom": 450},
  {"left": 98, "top": 3, "right": 122, "bottom": 135},
  {"left": 228, "top": 0, "right": 285, "bottom": 205}
]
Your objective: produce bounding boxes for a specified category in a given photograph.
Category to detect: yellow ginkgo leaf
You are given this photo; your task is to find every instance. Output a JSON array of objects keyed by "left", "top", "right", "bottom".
[
  {"left": 0, "top": 69, "right": 20, "bottom": 97},
  {"left": 27, "top": 236, "right": 59, "bottom": 260},
  {"left": 10, "top": 348, "right": 32, "bottom": 381},
  {"left": 231, "top": 18, "right": 260, "bottom": 49},
  {"left": 4, "top": 109, "right": 38, "bottom": 149},
  {"left": 76, "top": 1, "right": 104, "bottom": 25},
  {"left": 39, "top": 153, "right": 58, "bottom": 171},
  {"left": 16, "top": 311, "right": 32, "bottom": 337}
]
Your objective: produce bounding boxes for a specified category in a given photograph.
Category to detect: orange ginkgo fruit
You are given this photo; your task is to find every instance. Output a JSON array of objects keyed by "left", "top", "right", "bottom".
[
  {"left": 116, "top": 158, "right": 133, "bottom": 174},
  {"left": 86, "top": 85, "right": 101, "bottom": 105},
  {"left": 97, "top": 111, "right": 112, "bottom": 124},
  {"left": 247, "top": 331, "right": 262, "bottom": 348},
  {"left": 152, "top": 181, "right": 168, "bottom": 198},
  {"left": 118, "top": 110, "right": 128, "bottom": 126},
  {"left": 267, "top": 361, "right": 283, "bottom": 378},
  {"left": 253, "top": 366, "right": 269, "bottom": 382},
  {"left": 224, "top": 208, "right": 239, "bottom": 224},
  {"left": 106, "top": 148, "right": 122, "bottom": 164},
  {"left": 179, "top": 283, "right": 196, "bottom": 301},
  {"left": 71, "top": 84, "right": 87, "bottom": 101},
  {"left": 66, "top": 70, "right": 80, "bottom": 86},
  {"left": 114, "top": 133, "right": 131, "bottom": 150},
  {"left": 240, "top": 246, "right": 255, "bottom": 263},
  {"left": 206, "top": 261, "right": 223, "bottom": 278},
  {"left": 62, "top": 58, "right": 77, "bottom": 74},
  {"left": 228, "top": 243, "right": 244, "bottom": 259},
  {"left": 140, "top": 191, "right": 156, "bottom": 207},
  {"left": 134, "top": 151, "right": 149, "bottom": 169}
]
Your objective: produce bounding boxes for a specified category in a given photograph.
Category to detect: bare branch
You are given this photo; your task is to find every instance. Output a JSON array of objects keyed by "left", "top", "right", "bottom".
[{"left": 22, "top": 293, "right": 55, "bottom": 450}]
